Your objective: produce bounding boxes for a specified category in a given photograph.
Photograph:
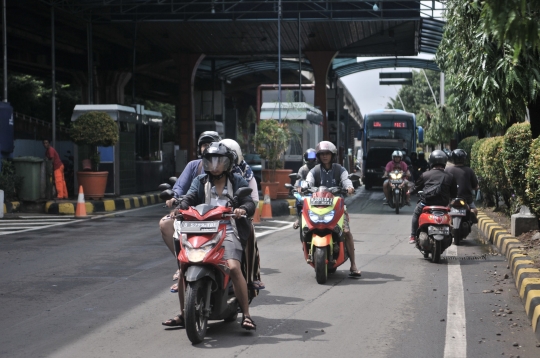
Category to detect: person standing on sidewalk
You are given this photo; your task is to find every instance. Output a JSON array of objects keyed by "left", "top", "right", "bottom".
[{"left": 43, "top": 139, "right": 68, "bottom": 199}]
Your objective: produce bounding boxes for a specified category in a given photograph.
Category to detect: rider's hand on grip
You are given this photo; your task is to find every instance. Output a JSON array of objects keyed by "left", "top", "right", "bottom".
[{"left": 233, "top": 208, "right": 247, "bottom": 218}]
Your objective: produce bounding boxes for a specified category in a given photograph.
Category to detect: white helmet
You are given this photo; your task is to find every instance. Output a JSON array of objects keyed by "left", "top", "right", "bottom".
[
  {"left": 392, "top": 150, "right": 402, "bottom": 160},
  {"left": 220, "top": 139, "right": 243, "bottom": 165}
]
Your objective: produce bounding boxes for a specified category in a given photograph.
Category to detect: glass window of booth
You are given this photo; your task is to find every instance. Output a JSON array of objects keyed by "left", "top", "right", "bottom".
[{"left": 136, "top": 124, "right": 162, "bottom": 161}]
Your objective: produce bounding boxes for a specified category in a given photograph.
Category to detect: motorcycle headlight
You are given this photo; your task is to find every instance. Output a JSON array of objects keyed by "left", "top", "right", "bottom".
[
  {"left": 185, "top": 248, "right": 210, "bottom": 262},
  {"left": 322, "top": 210, "right": 335, "bottom": 223},
  {"left": 309, "top": 210, "right": 320, "bottom": 223}
]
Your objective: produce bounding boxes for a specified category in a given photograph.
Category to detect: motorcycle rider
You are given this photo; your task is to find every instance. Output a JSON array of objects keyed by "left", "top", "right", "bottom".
[
  {"left": 416, "top": 151, "right": 429, "bottom": 177},
  {"left": 409, "top": 152, "right": 418, "bottom": 182},
  {"left": 407, "top": 150, "right": 458, "bottom": 244},
  {"left": 383, "top": 150, "right": 412, "bottom": 206},
  {"left": 292, "top": 148, "right": 317, "bottom": 229},
  {"left": 167, "top": 142, "right": 257, "bottom": 330},
  {"left": 304, "top": 141, "right": 361, "bottom": 277},
  {"left": 444, "top": 149, "right": 479, "bottom": 216}
]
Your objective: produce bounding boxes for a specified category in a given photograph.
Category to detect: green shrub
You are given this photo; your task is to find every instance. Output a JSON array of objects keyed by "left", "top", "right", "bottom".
[
  {"left": 525, "top": 138, "right": 540, "bottom": 217},
  {"left": 503, "top": 122, "right": 532, "bottom": 204},
  {"left": 457, "top": 136, "right": 478, "bottom": 166},
  {"left": 482, "top": 137, "right": 512, "bottom": 210},
  {"left": 471, "top": 138, "right": 496, "bottom": 206},
  {"left": 0, "top": 160, "right": 23, "bottom": 201}
]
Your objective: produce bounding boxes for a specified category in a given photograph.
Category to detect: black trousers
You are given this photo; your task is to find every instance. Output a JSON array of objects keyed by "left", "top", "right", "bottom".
[{"left": 411, "top": 202, "right": 425, "bottom": 236}]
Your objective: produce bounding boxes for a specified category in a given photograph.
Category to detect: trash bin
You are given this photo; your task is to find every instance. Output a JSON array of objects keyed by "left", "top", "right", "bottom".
[{"left": 12, "top": 156, "right": 44, "bottom": 201}]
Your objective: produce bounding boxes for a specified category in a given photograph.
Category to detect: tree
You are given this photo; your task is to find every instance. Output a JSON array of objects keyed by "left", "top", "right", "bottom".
[{"left": 437, "top": 0, "right": 540, "bottom": 138}]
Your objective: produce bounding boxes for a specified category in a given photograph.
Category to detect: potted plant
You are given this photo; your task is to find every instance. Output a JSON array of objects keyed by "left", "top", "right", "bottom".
[
  {"left": 71, "top": 111, "right": 119, "bottom": 199},
  {"left": 253, "top": 119, "right": 292, "bottom": 199}
]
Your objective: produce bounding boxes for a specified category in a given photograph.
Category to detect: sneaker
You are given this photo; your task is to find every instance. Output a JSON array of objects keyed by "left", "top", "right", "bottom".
[{"left": 409, "top": 236, "right": 416, "bottom": 244}]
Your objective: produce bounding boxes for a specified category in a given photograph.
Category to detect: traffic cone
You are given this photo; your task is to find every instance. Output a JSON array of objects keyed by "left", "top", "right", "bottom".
[
  {"left": 261, "top": 186, "right": 273, "bottom": 219},
  {"left": 252, "top": 200, "right": 261, "bottom": 223},
  {"left": 75, "top": 185, "right": 87, "bottom": 218}
]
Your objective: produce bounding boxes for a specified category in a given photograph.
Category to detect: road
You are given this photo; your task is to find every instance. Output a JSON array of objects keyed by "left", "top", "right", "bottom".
[{"left": 0, "top": 188, "right": 539, "bottom": 357}]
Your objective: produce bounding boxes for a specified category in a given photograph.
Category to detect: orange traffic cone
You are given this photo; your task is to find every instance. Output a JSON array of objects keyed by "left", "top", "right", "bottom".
[
  {"left": 252, "top": 200, "right": 261, "bottom": 223},
  {"left": 75, "top": 185, "right": 87, "bottom": 218},
  {"left": 261, "top": 186, "right": 273, "bottom": 220}
]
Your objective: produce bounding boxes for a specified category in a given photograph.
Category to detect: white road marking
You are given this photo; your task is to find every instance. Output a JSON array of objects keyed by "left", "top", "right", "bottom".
[
  {"left": 444, "top": 244, "right": 467, "bottom": 358},
  {"left": 256, "top": 223, "right": 294, "bottom": 238},
  {"left": 0, "top": 219, "right": 85, "bottom": 236}
]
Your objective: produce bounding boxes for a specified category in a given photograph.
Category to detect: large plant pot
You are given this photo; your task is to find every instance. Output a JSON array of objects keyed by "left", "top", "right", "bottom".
[
  {"left": 261, "top": 182, "right": 279, "bottom": 200},
  {"left": 77, "top": 171, "right": 108, "bottom": 200}
]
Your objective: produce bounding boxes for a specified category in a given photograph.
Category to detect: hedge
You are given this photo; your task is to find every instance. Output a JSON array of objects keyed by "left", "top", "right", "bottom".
[
  {"left": 457, "top": 136, "right": 478, "bottom": 166},
  {"left": 525, "top": 137, "right": 540, "bottom": 216},
  {"left": 471, "top": 138, "right": 496, "bottom": 206},
  {"left": 482, "top": 137, "right": 511, "bottom": 208},
  {"left": 502, "top": 122, "right": 531, "bottom": 204}
]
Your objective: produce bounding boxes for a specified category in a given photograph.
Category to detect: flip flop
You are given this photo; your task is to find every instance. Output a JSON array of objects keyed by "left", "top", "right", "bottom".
[
  {"left": 251, "top": 280, "right": 265, "bottom": 290},
  {"left": 172, "top": 269, "right": 180, "bottom": 281},
  {"left": 162, "top": 314, "right": 184, "bottom": 327},
  {"left": 170, "top": 283, "right": 178, "bottom": 293},
  {"left": 241, "top": 315, "right": 256, "bottom": 331},
  {"left": 349, "top": 270, "right": 362, "bottom": 277}
]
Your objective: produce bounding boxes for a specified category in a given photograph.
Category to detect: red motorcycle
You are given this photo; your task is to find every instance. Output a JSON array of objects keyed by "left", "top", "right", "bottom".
[
  {"left": 160, "top": 186, "right": 254, "bottom": 344},
  {"left": 414, "top": 204, "right": 452, "bottom": 263}
]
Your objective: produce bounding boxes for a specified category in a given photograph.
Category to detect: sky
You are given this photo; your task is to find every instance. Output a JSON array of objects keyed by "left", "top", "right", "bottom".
[{"left": 341, "top": 53, "right": 435, "bottom": 117}]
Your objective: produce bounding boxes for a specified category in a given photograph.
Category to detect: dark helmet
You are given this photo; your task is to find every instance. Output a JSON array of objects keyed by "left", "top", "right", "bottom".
[
  {"left": 429, "top": 150, "right": 448, "bottom": 168},
  {"left": 418, "top": 151, "right": 425, "bottom": 160},
  {"left": 451, "top": 149, "right": 467, "bottom": 165},
  {"left": 202, "top": 142, "right": 234, "bottom": 177},
  {"left": 315, "top": 141, "right": 337, "bottom": 163},
  {"left": 401, "top": 147, "right": 408, "bottom": 156},
  {"left": 303, "top": 148, "right": 317, "bottom": 169},
  {"left": 198, "top": 131, "right": 222, "bottom": 156}
]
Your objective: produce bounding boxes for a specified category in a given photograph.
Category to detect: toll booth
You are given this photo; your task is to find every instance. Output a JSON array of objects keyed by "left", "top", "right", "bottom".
[
  {"left": 71, "top": 104, "right": 163, "bottom": 196},
  {"left": 259, "top": 102, "right": 323, "bottom": 172}
]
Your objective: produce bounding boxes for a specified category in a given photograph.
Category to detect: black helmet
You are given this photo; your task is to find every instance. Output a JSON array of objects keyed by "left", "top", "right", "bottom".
[
  {"left": 451, "top": 149, "right": 467, "bottom": 165},
  {"left": 429, "top": 150, "right": 448, "bottom": 169},
  {"left": 418, "top": 151, "right": 425, "bottom": 159},
  {"left": 198, "top": 131, "right": 222, "bottom": 156},
  {"left": 202, "top": 142, "right": 234, "bottom": 178},
  {"left": 303, "top": 148, "right": 317, "bottom": 169}
]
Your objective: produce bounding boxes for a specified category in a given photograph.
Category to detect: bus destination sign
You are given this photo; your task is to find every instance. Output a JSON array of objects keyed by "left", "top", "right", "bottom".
[{"left": 372, "top": 121, "right": 408, "bottom": 128}]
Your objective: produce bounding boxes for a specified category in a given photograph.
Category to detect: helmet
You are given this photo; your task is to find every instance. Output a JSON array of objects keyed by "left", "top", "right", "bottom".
[
  {"left": 220, "top": 139, "right": 243, "bottom": 165},
  {"left": 392, "top": 150, "right": 402, "bottom": 160},
  {"left": 418, "top": 151, "right": 425, "bottom": 160},
  {"left": 401, "top": 148, "right": 408, "bottom": 155},
  {"left": 303, "top": 148, "right": 317, "bottom": 169},
  {"left": 197, "top": 131, "right": 222, "bottom": 156},
  {"left": 315, "top": 141, "right": 337, "bottom": 163},
  {"left": 429, "top": 150, "right": 448, "bottom": 168},
  {"left": 451, "top": 149, "right": 467, "bottom": 165},
  {"left": 202, "top": 142, "right": 234, "bottom": 177}
]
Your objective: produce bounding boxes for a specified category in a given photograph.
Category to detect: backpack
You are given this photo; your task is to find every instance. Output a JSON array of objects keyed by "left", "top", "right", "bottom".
[
  {"left": 421, "top": 177, "right": 443, "bottom": 203},
  {"left": 312, "top": 163, "right": 343, "bottom": 188}
]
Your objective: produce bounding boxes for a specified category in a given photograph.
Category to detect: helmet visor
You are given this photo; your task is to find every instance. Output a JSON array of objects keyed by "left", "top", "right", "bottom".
[
  {"left": 202, "top": 156, "right": 230, "bottom": 173},
  {"left": 307, "top": 152, "right": 316, "bottom": 160}
]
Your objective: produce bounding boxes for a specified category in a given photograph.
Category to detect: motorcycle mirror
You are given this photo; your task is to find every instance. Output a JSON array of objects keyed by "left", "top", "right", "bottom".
[
  {"left": 234, "top": 187, "right": 253, "bottom": 198},
  {"left": 159, "top": 189, "right": 175, "bottom": 200},
  {"left": 158, "top": 183, "right": 171, "bottom": 191},
  {"left": 348, "top": 173, "right": 360, "bottom": 181},
  {"left": 289, "top": 173, "right": 300, "bottom": 180},
  {"left": 284, "top": 183, "right": 293, "bottom": 189},
  {"left": 169, "top": 177, "right": 178, "bottom": 185}
]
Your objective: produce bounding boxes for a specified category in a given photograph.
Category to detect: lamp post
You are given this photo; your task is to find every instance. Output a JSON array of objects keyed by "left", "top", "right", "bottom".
[{"left": 277, "top": 0, "right": 282, "bottom": 123}]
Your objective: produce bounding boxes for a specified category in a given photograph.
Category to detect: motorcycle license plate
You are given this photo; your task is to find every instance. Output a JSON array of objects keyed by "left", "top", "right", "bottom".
[
  {"left": 450, "top": 208, "right": 467, "bottom": 216},
  {"left": 180, "top": 221, "right": 220, "bottom": 233},
  {"left": 428, "top": 226, "right": 450, "bottom": 236},
  {"left": 391, "top": 180, "right": 403, "bottom": 184},
  {"left": 310, "top": 197, "right": 333, "bottom": 206}
]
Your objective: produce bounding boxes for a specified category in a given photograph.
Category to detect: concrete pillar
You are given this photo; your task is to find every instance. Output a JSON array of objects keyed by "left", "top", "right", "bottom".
[
  {"left": 95, "top": 71, "right": 132, "bottom": 104},
  {"left": 173, "top": 53, "right": 205, "bottom": 161},
  {"left": 304, "top": 51, "right": 338, "bottom": 140}
]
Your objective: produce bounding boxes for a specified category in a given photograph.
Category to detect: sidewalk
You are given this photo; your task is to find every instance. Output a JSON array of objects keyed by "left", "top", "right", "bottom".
[{"left": 3, "top": 194, "right": 296, "bottom": 217}]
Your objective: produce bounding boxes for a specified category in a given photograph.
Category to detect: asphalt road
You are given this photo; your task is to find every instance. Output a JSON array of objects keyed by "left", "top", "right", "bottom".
[{"left": 1, "top": 188, "right": 539, "bottom": 358}]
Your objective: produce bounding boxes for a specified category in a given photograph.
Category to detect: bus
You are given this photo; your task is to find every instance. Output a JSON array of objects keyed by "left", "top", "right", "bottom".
[{"left": 359, "top": 109, "right": 423, "bottom": 190}]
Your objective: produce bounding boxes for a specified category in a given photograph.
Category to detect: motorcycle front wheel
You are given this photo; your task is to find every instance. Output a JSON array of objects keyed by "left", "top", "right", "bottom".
[
  {"left": 431, "top": 240, "right": 441, "bottom": 263},
  {"left": 315, "top": 247, "right": 328, "bottom": 284},
  {"left": 453, "top": 228, "right": 461, "bottom": 246},
  {"left": 394, "top": 192, "right": 400, "bottom": 214},
  {"left": 185, "top": 279, "right": 209, "bottom": 344}
]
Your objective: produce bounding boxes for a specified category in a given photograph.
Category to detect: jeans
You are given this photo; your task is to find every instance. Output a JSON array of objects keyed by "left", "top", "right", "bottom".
[{"left": 411, "top": 201, "right": 425, "bottom": 236}]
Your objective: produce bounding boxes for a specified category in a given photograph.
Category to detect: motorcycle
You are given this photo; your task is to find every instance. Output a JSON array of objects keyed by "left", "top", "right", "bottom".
[
  {"left": 414, "top": 199, "right": 453, "bottom": 263},
  {"left": 384, "top": 170, "right": 406, "bottom": 214},
  {"left": 299, "top": 184, "right": 352, "bottom": 284},
  {"left": 159, "top": 184, "right": 255, "bottom": 344},
  {"left": 448, "top": 197, "right": 475, "bottom": 245}
]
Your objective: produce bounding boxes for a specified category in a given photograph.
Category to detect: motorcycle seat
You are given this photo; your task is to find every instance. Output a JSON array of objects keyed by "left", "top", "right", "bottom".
[{"left": 422, "top": 205, "right": 448, "bottom": 213}]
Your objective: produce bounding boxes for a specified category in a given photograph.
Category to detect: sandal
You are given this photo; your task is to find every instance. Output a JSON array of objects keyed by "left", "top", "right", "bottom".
[
  {"left": 170, "top": 283, "right": 178, "bottom": 293},
  {"left": 241, "top": 315, "right": 256, "bottom": 330},
  {"left": 251, "top": 280, "right": 265, "bottom": 290},
  {"left": 162, "top": 314, "right": 184, "bottom": 327},
  {"left": 172, "top": 269, "right": 180, "bottom": 281},
  {"left": 293, "top": 221, "right": 299, "bottom": 230},
  {"left": 349, "top": 269, "right": 362, "bottom": 277}
]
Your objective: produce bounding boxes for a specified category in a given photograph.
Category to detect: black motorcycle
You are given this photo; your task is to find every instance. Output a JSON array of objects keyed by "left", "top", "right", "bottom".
[
  {"left": 448, "top": 197, "right": 476, "bottom": 245},
  {"left": 385, "top": 170, "right": 406, "bottom": 214}
]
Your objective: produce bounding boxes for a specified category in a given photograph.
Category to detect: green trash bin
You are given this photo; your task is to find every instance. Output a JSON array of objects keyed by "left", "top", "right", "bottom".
[{"left": 12, "top": 156, "right": 44, "bottom": 201}]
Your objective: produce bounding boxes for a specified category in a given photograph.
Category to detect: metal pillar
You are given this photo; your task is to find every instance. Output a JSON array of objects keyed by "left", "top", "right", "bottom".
[
  {"left": 298, "top": 13, "right": 302, "bottom": 96},
  {"left": 131, "top": 21, "right": 137, "bottom": 102},
  {"left": 277, "top": 0, "right": 282, "bottom": 123},
  {"left": 2, "top": 0, "right": 7, "bottom": 102},
  {"left": 51, "top": 6, "right": 56, "bottom": 146},
  {"left": 87, "top": 21, "right": 93, "bottom": 104}
]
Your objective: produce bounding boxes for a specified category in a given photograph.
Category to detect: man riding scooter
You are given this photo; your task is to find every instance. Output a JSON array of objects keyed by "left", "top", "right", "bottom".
[
  {"left": 383, "top": 151, "right": 412, "bottom": 206},
  {"left": 444, "top": 149, "right": 479, "bottom": 217}
]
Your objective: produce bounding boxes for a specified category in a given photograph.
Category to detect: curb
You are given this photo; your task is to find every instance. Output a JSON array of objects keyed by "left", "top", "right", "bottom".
[
  {"left": 44, "top": 194, "right": 164, "bottom": 215},
  {"left": 477, "top": 210, "right": 540, "bottom": 341},
  {"left": 257, "top": 199, "right": 296, "bottom": 218},
  {"left": 2, "top": 201, "right": 21, "bottom": 214}
]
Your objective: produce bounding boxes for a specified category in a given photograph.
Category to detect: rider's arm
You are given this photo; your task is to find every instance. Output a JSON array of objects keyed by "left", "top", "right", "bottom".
[
  {"left": 409, "top": 173, "right": 425, "bottom": 195},
  {"left": 247, "top": 177, "right": 259, "bottom": 202},
  {"left": 305, "top": 170, "right": 315, "bottom": 188},
  {"left": 178, "top": 175, "right": 203, "bottom": 209},
  {"left": 339, "top": 169, "right": 354, "bottom": 189},
  {"left": 172, "top": 160, "right": 199, "bottom": 198}
]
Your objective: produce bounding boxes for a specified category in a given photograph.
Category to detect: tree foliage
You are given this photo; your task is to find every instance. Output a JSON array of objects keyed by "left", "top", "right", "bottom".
[
  {"left": 71, "top": 112, "right": 119, "bottom": 147},
  {"left": 502, "top": 122, "right": 532, "bottom": 204},
  {"left": 253, "top": 119, "right": 291, "bottom": 175}
]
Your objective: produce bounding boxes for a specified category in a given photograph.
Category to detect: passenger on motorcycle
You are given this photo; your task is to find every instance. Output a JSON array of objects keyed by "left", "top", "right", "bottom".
[
  {"left": 305, "top": 141, "right": 361, "bottom": 277},
  {"left": 408, "top": 150, "right": 458, "bottom": 244},
  {"left": 292, "top": 148, "right": 317, "bottom": 229},
  {"left": 416, "top": 151, "right": 429, "bottom": 176},
  {"left": 383, "top": 151, "right": 412, "bottom": 206},
  {"left": 444, "top": 149, "right": 479, "bottom": 216},
  {"left": 174, "top": 142, "right": 258, "bottom": 330}
]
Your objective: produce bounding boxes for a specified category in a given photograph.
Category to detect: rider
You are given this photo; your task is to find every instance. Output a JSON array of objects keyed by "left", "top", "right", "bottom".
[
  {"left": 383, "top": 150, "right": 411, "bottom": 206},
  {"left": 304, "top": 141, "right": 361, "bottom": 277},
  {"left": 407, "top": 150, "right": 458, "bottom": 244},
  {"left": 416, "top": 151, "right": 429, "bottom": 177},
  {"left": 444, "top": 149, "right": 479, "bottom": 216},
  {"left": 292, "top": 148, "right": 317, "bottom": 229},
  {"left": 171, "top": 142, "right": 258, "bottom": 330}
]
